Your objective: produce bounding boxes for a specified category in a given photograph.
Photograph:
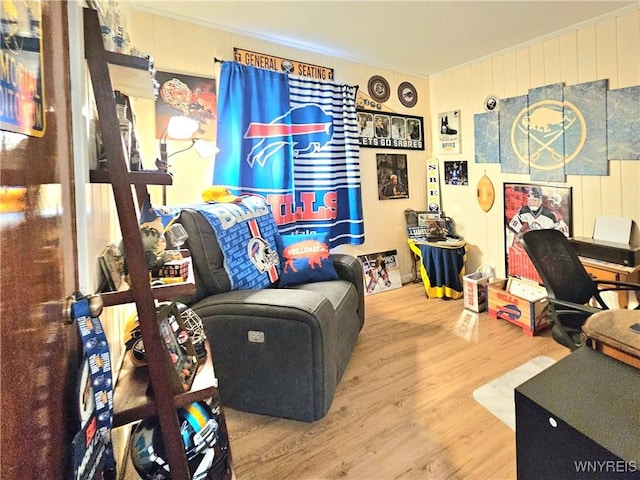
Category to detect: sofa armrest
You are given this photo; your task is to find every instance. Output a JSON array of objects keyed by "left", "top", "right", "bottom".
[
  {"left": 331, "top": 253, "right": 365, "bottom": 327},
  {"left": 190, "top": 288, "right": 339, "bottom": 421}
]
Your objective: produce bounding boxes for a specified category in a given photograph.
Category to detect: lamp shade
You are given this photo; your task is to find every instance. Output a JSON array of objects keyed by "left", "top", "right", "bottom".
[{"left": 166, "top": 115, "right": 199, "bottom": 140}]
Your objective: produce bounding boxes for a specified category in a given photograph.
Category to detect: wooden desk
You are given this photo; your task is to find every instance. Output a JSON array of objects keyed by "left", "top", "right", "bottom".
[
  {"left": 583, "top": 309, "right": 640, "bottom": 369},
  {"left": 579, "top": 256, "right": 640, "bottom": 308},
  {"left": 407, "top": 238, "right": 467, "bottom": 299}
]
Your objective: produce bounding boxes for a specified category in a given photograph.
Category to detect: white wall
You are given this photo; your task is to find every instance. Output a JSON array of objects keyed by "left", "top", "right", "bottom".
[
  {"left": 126, "top": 8, "right": 431, "bottom": 281},
  {"left": 430, "top": 7, "right": 640, "bottom": 276},
  {"left": 123, "top": 5, "right": 639, "bottom": 283}
]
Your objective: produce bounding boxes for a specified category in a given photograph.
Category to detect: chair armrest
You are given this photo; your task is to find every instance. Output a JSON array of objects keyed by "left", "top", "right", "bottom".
[
  {"left": 549, "top": 297, "right": 602, "bottom": 315},
  {"left": 331, "top": 253, "right": 365, "bottom": 325},
  {"left": 331, "top": 253, "right": 364, "bottom": 294},
  {"left": 547, "top": 298, "right": 599, "bottom": 349}
]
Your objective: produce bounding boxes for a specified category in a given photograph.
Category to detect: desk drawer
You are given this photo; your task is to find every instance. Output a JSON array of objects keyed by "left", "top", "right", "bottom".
[{"left": 582, "top": 264, "right": 619, "bottom": 282}]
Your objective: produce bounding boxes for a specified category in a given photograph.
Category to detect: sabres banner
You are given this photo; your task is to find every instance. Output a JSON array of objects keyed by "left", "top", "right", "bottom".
[
  {"left": 213, "top": 62, "right": 364, "bottom": 247},
  {"left": 234, "top": 48, "right": 334, "bottom": 81}
]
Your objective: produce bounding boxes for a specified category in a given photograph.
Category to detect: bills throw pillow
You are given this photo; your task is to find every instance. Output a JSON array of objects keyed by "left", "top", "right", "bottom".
[
  {"left": 277, "top": 233, "right": 338, "bottom": 287},
  {"left": 191, "top": 196, "right": 280, "bottom": 290}
]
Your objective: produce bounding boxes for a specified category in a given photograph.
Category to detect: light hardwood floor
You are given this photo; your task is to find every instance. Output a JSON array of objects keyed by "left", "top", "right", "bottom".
[{"left": 224, "top": 282, "right": 570, "bottom": 480}]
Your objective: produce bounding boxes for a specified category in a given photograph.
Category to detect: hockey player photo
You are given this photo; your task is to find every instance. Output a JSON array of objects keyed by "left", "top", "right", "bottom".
[{"left": 504, "top": 183, "right": 572, "bottom": 281}]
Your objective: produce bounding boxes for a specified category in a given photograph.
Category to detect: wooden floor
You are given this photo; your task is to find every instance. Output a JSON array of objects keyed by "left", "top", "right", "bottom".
[{"left": 224, "top": 282, "right": 570, "bottom": 480}]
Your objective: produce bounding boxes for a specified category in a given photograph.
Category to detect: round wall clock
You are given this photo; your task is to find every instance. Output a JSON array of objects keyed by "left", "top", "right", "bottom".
[
  {"left": 368, "top": 75, "right": 391, "bottom": 103},
  {"left": 398, "top": 82, "right": 418, "bottom": 108}
]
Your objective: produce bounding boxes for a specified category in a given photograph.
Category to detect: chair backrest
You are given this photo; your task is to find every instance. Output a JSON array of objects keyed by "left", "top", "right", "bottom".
[{"left": 520, "top": 229, "right": 599, "bottom": 305}]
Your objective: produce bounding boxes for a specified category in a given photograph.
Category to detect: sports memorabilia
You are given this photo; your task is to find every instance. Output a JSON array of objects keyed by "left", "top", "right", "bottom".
[
  {"left": 130, "top": 401, "right": 228, "bottom": 480},
  {"left": 398, "top": 82, "right": 418, "bottom": 108},
  {"left": 367, "top": 75, "right": 391, "bottom": 103},
  {"left": 71, "top": 294, "right": 114, "bottom": 479},
  {"left": 477, "top": 174, "right": 495, "bottom": 212}
]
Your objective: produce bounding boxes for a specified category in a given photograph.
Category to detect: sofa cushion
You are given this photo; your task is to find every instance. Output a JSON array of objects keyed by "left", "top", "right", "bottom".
[
  {"left": 177, "top": 208, "right": 231, "bottom": 302},
  {"left": 290, "top": 279, "right": 358, "bottom": 315},
  {"left": 276, "top": 232, "right": 339, "bottom": 287},
  {"left": 177, "top": 196, "right": 281, "bottom": 299}
]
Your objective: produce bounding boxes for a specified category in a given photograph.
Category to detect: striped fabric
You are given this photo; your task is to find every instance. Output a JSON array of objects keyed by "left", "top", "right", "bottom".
[{"left": 213, "top": 62, "right": 364, "bottom": 247}]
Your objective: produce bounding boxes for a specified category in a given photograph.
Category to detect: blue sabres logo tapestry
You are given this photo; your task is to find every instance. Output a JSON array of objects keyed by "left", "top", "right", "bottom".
[{"left": 213, "top": 62, "right": 364, "bottom": 247}]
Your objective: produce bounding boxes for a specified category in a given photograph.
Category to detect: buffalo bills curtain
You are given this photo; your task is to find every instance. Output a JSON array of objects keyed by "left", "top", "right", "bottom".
[{"left": 214, "top": 62, "right": 364, "bottom": 247}]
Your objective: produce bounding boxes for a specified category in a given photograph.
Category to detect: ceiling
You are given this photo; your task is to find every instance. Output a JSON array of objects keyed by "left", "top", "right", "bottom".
[{"left": 132, "top": 1, "right": 637, "bottom": 77}]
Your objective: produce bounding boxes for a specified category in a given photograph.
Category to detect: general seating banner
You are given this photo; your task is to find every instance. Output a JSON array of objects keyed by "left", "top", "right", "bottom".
[{"left": 233, "top": 48, "right": 334, "bottom": 81}]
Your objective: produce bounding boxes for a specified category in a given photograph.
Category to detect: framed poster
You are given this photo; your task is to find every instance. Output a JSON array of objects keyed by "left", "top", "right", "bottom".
[
  {"left": 155, "top": 71, "right": 217, "bottom": 141},
  {"left": 377, "top": 154, "right": 409, "bottom": 200},
  {"left": 438, "top": 110, "right": 461, "bottom": 154},
  {"left": 504, "top": 183, "right": 572, "bottom": 282},
  {"left": 0, "top": 1, "right": 44, "bottom": 137},
  {"left": 358, "top": 250, "right": 403, "bottom": 295},
  {"left": 357, "top": 109, "right": 424, "bottom": 150}
]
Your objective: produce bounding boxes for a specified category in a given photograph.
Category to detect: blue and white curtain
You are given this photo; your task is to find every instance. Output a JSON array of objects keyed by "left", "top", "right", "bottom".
[{"left": 213, "top": 62, "right": 364, "bottom": 247}]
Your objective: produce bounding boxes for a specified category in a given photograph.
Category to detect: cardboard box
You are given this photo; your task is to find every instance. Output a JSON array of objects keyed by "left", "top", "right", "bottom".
[
  {"left": 487, "top": 278, "right": 550, "bottom": 336},
  {"left": 463, "top": 270, "right": 492, "bottom": 312}
]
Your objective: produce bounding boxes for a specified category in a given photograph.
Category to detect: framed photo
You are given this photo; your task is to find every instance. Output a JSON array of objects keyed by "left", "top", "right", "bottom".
[
  {"left": 357, "top": 109, "right": 424, "bottom": 150},
  {"left": 358, "top": 250, "right": 403, "bottom": 295},
  {"left": 503, "top": 183, "right": 572, "bottom": 282},
  {"left": 443, "top": 160, "right": 468, "bottom": 185},
  {"left": 98, "top": 244, "right": 125, "bottom": 292},
  {"left": 377, "top": 153, "right": 409, "bottom": 200}
]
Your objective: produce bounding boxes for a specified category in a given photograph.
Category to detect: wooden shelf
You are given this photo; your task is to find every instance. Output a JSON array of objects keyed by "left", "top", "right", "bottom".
[
  {"left": 113, "top": 342, "right": 219, "bottom": 428},
  {"left": 99, "top": 281, "right": 195, "bottom": 307},
  {"left": 103, "top": 50, "right": 156, "bottom": 100},
  {"left": 89, "top": 169, "right": 172, "bottom": 185},
  {"left": 84, "top": 8, "right": 230, "bottom": 477}
]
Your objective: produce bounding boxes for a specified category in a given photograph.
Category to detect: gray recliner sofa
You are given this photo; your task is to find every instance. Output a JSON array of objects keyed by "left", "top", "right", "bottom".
[{"left": 176, "top": 208, "right": 365, "bottom": 422}]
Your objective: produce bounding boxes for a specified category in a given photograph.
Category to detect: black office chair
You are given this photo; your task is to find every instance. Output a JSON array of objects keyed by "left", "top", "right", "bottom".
[{"left": 520, "top": 229, "right": 640, "bottom": 350}]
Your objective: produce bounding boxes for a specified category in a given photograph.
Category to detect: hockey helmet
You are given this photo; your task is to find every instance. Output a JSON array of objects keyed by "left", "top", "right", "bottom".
[
  {"left": 527, "top": 187, "right": 543, "bottom": 211},
  {"left": 130, "top": 401, "right": 227, "bottom": 480},
  {"left": 176, "top": 302, "right": 207, "bottom": 361}
]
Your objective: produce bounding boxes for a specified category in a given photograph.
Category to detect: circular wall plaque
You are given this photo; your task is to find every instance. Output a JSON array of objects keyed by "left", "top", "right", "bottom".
[
  {"left": 477, "top": 174, "right": 495, "bottom": 212},
  {"left": 484, "top": 94, "right": 499, "bottom": 112},
  {"left": 368, "top": 75, "right": 390, "bottom": 103},
  {"left": 398, "top": 82, "right": 418, "bottom": 108}
]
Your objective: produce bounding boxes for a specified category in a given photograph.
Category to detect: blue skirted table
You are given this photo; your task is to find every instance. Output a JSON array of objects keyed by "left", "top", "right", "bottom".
[{"left": 407, "top": 238, "right": 467, "bottom": 299}]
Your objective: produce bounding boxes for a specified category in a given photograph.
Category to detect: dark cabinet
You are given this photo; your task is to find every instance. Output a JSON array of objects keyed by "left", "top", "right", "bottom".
[{"left": 515, "top": 347, "right": 640, "bottom": 479}]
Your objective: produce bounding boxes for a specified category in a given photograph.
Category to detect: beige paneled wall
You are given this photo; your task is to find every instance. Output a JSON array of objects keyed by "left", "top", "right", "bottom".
[
  {"left": 430, "top": 7, "right": 640, "bottom": 276},
  {"left": 127, "top": 9, "right": 431, "bottom": 281},
  {"left": 124, "top": 6, "right": 639, "bottom": 282}
]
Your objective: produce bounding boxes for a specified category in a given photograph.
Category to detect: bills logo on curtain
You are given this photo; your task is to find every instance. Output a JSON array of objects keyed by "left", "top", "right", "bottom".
[{"left": 214, "top": 62, "right": 364, "bottom": 247}]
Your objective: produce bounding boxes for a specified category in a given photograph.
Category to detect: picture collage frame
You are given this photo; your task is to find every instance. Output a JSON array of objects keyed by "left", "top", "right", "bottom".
[{"left": 357, "top": 109, "right": 424, "bottom": 150}]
